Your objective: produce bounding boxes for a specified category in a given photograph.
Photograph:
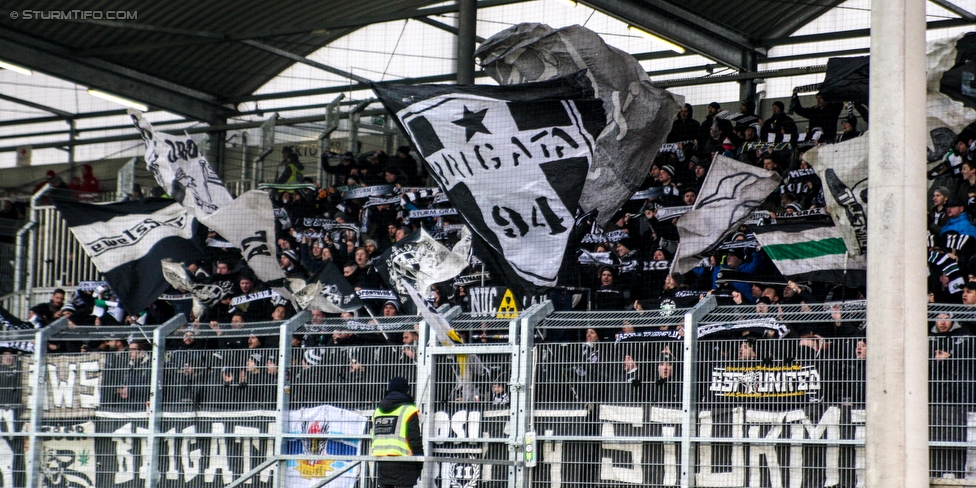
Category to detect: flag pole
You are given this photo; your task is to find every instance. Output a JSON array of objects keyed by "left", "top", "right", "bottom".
[{"left": 356, "top": 294, "right": 391, "bottom": 342}]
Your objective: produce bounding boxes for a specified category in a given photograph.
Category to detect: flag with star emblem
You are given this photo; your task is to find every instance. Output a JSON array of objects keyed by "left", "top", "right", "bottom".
[{"left": 373, "top": 72, "right": 607, "bottom": 294}]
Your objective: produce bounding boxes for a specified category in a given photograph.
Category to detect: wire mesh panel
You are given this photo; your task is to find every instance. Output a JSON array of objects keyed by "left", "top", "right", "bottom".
[
  {"left": 531, "top": 337, "right": 685, "bottom": 487},
  {"left": 284, "top": 316, "right": 421, "bottom": 488},
  {"left": 926, "top": 305, "right": 976, "bottom": 482},
  {"left": 154, "top": 320, "right": 281, "bottom": 488},
  {"left": 427, "top": 345, "right": 516, "bottom": 488},
  {"left": 0, "top": 329, "right": 30, "bottom": 488},
  {"left": 9, "top": 301, "right": 976, "bottom": 488},
  {"left": 291, "top": 315, "right": 420, "bottom": 411},
  {"left": 427, "top": 354, "right": 510, "bottom": 488},
  {"left": 531, "top": 309, "right": 689, "bottom": 488},
  {"left": 692, "top": 337, "right": 864, "bottom": 488},
  {"left": 29, "top": 326, "right": 143, "bottom": 488},
  {"left": 530, "top": 305, "right": 869, "bottom": 488}
]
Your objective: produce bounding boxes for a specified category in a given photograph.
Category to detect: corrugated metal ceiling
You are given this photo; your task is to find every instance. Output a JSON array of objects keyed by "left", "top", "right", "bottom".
[{"left": 0, "top": 0, "right": 847, "bottom": 119}]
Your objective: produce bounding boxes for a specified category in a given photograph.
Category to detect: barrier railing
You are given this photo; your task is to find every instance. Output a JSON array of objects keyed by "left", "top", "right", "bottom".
[{"left": 3, "top": 302, "right": 976, "bottom": 487}]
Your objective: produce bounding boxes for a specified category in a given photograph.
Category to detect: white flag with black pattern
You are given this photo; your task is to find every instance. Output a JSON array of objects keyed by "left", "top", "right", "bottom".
[
  {"left": 671, "top": 154, "right": 782, "bottom": 274},
  {"left": 198, "top": 190, "right": 285, "bottom": 284}
]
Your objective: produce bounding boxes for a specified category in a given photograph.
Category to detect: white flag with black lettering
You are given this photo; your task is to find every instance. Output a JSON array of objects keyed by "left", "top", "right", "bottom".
[
  {"left": 198, "top": 190, "right": 285, "bottom": 283},
  {"left": 671, "top": 154, "right": 782, "bottom": 274},
  {"left": 129, "top": 109, "right": 233, "bottom": 216},
  {"left": 374, "top": 72, "right": 606, "bottom": 293},
  {"left": 52, "top": 198, "right": 207, "bottom": 313}
]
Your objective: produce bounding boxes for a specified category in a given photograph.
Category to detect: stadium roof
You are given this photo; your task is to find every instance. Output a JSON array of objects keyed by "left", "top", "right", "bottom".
[
  {"left": 0, "top": 0, "right": 972, "bottom": 167},
  {"left": 2, "top": 0, "right": 971, "bottom": 122}
]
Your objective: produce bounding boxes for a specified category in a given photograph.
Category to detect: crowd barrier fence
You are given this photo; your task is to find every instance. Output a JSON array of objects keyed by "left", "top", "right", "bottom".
[{"left": 0, "top": 299, "right": 973, "bottom": 487}]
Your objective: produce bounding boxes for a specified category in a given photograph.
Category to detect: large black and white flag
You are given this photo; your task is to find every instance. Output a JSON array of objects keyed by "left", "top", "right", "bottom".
[
  {"left": 671, "top": 154, "right": 781, "bottom": 274},
  {"left": 130, "top": 111, "right": 282, "bottom": 282},
  {"left": 129, "top": 110, "right": 233, "bottom": 216},
  {"left": 817, "top": 56, "right": 870, "bottom": 105},
  {"left": 929, "top": 33, "right": 976, "bottom": 147},
  {"left": 715, "top": 110, "right": 760, "bottom": 131},
  {"left": 812, "top": 34, "right": 976, "bottom": 156},
  {"left": 804, "top": 135, "right": 868, "bottom": 256},
  {"left": 0, "top": 305, "right": 36, "bottom": 352},
  {"left": 52, "top": 199, "right": 207, "bottom": 313},
  {"left": 475, "top": 23, "right": 682, "bottom": 226},
  {"left": 374, "top": 72, "right": 606, "bottom": 293},
  {"left": 373, "top": 228, "right": 469, "bottom": 302}
]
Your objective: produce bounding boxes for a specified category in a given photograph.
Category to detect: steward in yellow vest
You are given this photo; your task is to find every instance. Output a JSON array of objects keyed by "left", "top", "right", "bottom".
[{"left": 371, "top": 376, "right": 423, "bottom": 488}]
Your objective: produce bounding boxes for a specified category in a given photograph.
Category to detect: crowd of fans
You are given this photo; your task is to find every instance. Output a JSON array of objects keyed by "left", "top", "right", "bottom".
[{"left": 1, "top": 95, "right": 975, "bottom": 476}]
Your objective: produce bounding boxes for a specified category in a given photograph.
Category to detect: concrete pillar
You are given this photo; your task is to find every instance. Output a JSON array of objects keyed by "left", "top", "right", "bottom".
[
  {"left": 67, "top": 119, "right": 76, "bottom": 178},
  {"left": 865, "top": 0, "right": 928, "bottom": 487},
  {"left": 456, "top": 0, "right": 477, "bottom": 85},
  {"left": 738, "top": 51, "right": 758, "bottom": 107},
  {"left": 206, "top": 126, "right": 227, "bottom": 180}
]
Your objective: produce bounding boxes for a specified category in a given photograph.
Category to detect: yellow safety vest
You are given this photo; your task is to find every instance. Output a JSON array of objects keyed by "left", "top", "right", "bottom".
[{"left": 371, "top": 404, "right": 418, "bottom": 457}]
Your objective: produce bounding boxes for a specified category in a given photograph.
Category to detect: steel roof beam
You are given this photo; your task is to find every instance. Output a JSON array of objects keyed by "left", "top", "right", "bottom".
[
  {"left": 414, "top": 16, "right": 486, "bottom": 43},
  {"left": 3, "top": 31, "right": 224, "bottom": 105},
  {"left": 0, "top": 33, "right": 234, "bottom": 123},
  {"left": 0, "top": 109, "right": 389, "bottom": 153},
  {"left": 69, "top": 18, "right": 373, "bottom": 85},
  {"left": 762, "top": 18, "right": 972, "bottom": 46},
  {"left": 650, "top": 65, "right": 828, "bottom": 88},
  {"left": 928, "top": 0, "right": 976, "bottom": 21},
  {"left": 763, "top": 1, "right": 847, "bottom": 39},
  {"left": 240, "top": 40, "right": 373, "bottom": 84},
  {"left": 0, "top": 93, "right": 74, "bottom": 118},
  {"left": 582, "top": 0, "right": 763, "bottom": 71},
  {"left": 74, "top": 0, "right": 525, "bottom": 58},
  {"left": 0, "top": 109, "right": 130, "bottom": 128},
  {"left": 230, "top": 73, "right": 464, "bottom": 103}
]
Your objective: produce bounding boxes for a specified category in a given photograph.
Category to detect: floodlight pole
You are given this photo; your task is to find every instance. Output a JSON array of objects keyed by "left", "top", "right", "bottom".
[{"left": 865, "top": 1, "right": 928, "bottom": 487}]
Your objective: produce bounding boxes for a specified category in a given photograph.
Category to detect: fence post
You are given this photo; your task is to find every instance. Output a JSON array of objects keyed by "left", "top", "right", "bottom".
[
  {"left": 12, "top": 218, "right": 35, "bottom": 317},
  {"left": 417, "top": 305, "right": 462, "bottom": 488},
  {"left": 510, "top": 301, "right": 553, "bottom": 488},
  {"left": 145, "top": 314, "right": 187, "bottom": 488},
  {"left": 24, "top": 317, "right": 67, "bottom": 488},
  {"left": 318, "top": 94, "right": 345, "bottom": 188},
  {"left": 275, "top": 310, "right": 311, "bottom": 488},
  {"left": 24, "top": 186, "right": 49, "bottom": 313},
  {"left": 680, "top": 294, "right": 716, "bottom": 488}
]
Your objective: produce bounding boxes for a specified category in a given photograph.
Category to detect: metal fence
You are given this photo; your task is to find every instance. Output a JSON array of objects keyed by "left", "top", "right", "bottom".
[{"left": 4, "top": 300, "right": 976, "bottom": 487}]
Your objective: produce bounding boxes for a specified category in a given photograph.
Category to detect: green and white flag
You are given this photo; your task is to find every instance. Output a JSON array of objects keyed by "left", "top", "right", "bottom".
[{"left": 750, "top": 221, "right": 865, "bottom": 286}]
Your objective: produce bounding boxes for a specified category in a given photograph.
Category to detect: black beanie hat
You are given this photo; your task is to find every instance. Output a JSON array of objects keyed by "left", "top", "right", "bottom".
[{"left": 387, "top": 376, "right": 411, "bottom": 396}]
